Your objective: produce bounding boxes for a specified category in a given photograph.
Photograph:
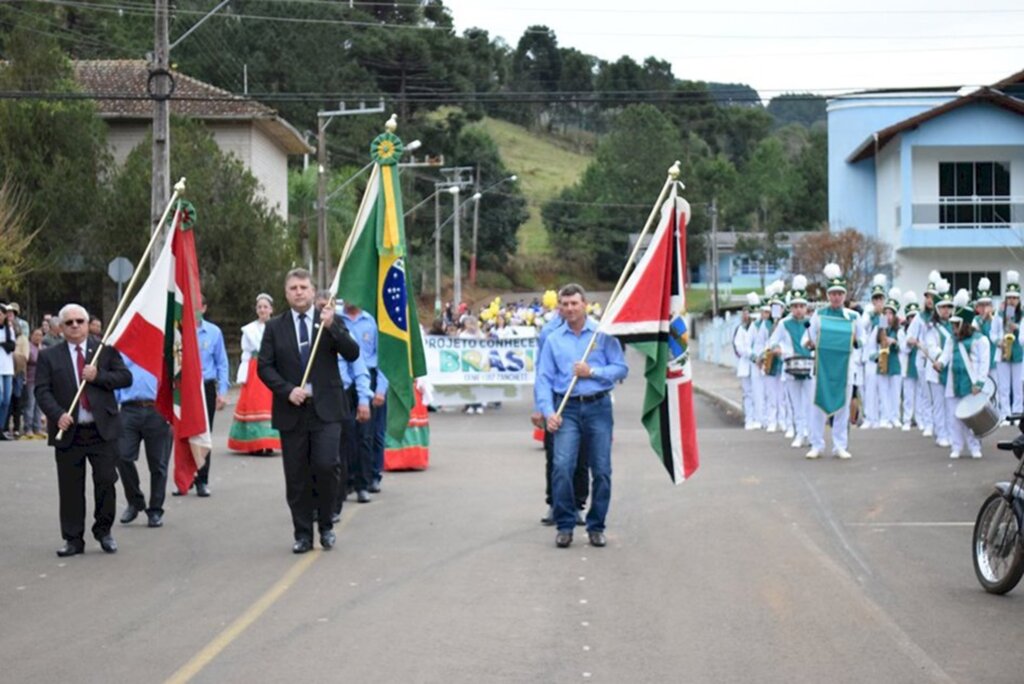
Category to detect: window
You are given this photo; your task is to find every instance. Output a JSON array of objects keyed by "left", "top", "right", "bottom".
[
  {"left": 737, "top": 256, "right": 787, "bottom": 275},
  {"left": 938, "top": 162, "right": 1011, "bottom": 227},
  {"left": 944, "top": 271, "right": 1001, "bottom": 295}
]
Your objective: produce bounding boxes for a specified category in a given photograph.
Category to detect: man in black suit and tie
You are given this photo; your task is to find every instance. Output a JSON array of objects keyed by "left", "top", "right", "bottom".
[
  {"left": 258, "top": 269, "right": 360, "bottom": 553},
  {"left": 35, "top": 304, "right": 132, "bottom": 557}
]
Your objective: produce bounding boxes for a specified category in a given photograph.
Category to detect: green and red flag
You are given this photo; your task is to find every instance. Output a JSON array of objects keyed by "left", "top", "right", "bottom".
[
  {"left": 597, "top": 183, "right": 699, "bottom": 483},
  {"left": 335, "top": 128, "right": 427, "bottom": 440},
  {"left": 107, "top": 201, "right": 212, "bottom": 492}
]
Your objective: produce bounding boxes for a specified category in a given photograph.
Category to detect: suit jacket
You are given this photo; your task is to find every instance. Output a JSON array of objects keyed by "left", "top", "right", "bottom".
[
  {"left": 257, "top": 310, "right": 361, "bottom": 431},
  {"left": 35, "top": 338, "right": 132, "bottom": 448}
]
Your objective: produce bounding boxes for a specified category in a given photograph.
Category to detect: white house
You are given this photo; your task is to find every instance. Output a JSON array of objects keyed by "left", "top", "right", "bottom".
[
  {"left": 74, "top": 60, "right": 312, "bottom": 219},
  {"left": 828, "top": 69, "right": 1024, "bottom": 295}
]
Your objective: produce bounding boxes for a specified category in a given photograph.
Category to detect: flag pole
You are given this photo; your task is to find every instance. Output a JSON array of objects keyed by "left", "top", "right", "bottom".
[
  {"left": 553, "top": 162, "right": 681, "bottom": 421},
  {"left": 56, "top": 177, "right": 186, "bottom": 439},
  {"left": 298, "top": 162, "right": 382, "bottom": 389}
]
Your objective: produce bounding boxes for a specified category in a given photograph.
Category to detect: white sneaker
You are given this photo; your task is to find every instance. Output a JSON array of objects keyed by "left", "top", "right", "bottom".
[
  {"left": 879, "top": 421, "right": 893, "bottom": 429},
  {"left": 766, "top": 424, "right": 777, "bottom": 434},
  {"left": 791, "top": 436, "right": 805, "bottom": 448},
  {"left": 835, "top": 448, "right": 852, "bottom": 459},
  {"left": 949, "top": 450, "right": 960, "bottom": 459},
  {"left": 922, "top": 427, "right": 934, "bottom": 438},
  {"left": 750, "top": 422, "right": 762, "bottom": 430},
  {"left": 475, "top": 406, "right": 485, "bottom": 414},
  {"left": 860, "top": 422, "right": 873, "bottom": 430},
  {"left": 744, "top": 423, "right": 756, "bottom": 431},
  {"left": 971, "top": 451, "right": 983, "bottom": 459},
  {"left": 937, "top": 438, "right": 951, "bottom": 448},
  {"left": 805, "top": 448, "right": 821, "bottom": 459},
  {"left": 784, "top": 428, "right": 795, "bottom": 439},
  {"left": 901, "top": 423, "right": 911, "bottom": 432},
  {"left": 1002, "top": 420, "right": 1011, "bottom": 427}
]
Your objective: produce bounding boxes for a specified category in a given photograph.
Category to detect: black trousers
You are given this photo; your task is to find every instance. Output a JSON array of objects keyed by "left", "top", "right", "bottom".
[
  {"left": 55, "top": 424, "right": 118, "bottom": 542},
  {"left": 117, "top": 404, "right": 171, "bottom": 514},
  {"left": 280, "top": 405, "right": 341, "bottom": 541},
  {"left": 196, "top": 380, "right": 217, "bottom": 485},
  {"left": 544, "top": 429, "right": 588, "bottom": 509}
]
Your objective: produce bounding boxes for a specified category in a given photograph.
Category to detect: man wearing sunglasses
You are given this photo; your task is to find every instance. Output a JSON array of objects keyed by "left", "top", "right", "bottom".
[{"left": 35, "top": 304, "right": 132, "bottom": 557}]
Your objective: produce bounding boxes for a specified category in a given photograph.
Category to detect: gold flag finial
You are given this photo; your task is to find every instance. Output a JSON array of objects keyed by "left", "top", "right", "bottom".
[
  {"left": 385, "top": 114, "right": 398, "bottom": 132},
  {"left": 173, "top": 177, "right": 187, "bottom": 194}
]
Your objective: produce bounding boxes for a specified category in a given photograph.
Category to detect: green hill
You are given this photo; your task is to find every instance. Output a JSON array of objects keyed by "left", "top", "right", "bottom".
[{"left": 472, "top": 117, "right": 592, "bottom": 256}]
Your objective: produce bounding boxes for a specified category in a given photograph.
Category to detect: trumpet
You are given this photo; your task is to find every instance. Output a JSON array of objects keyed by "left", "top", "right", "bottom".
[{"left": 763, "top": 348, "right": 775, "bottom": 374}]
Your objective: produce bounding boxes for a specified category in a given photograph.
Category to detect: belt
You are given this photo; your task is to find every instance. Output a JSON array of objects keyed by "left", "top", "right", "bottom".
[
  {"left": 559, "top": 390, "right": 609, "bottom": 404},
  {"left": 122, "top": 399, "right": 156, "bottom": 408}
]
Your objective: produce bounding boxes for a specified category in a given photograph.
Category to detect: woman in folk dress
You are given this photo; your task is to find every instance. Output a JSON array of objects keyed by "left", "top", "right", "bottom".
[{"left": 227, "top": 293, "right": 281, "bottom": 454}]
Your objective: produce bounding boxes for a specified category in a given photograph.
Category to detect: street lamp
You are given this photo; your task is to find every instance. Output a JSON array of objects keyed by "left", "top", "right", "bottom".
[
  {"left": 449, "top": 186, "right": 462, "bottom": 308},
  {"left": 469, "top": 174, "right": 517, "bottom": 286}
]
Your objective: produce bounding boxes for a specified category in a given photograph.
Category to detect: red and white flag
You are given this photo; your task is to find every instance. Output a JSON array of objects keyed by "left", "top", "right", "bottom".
[{"left": 107, "top": 201, "right": 211, "bottom": 492}]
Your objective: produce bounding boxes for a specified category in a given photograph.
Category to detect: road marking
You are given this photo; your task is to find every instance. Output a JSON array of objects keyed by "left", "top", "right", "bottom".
[
  {"left": 163, "top": 510, "right": 359, "bottom": 684},
  {"left": 845, "top": 522, "right": 974, "bottom": 528},
  {"left": 800, "top": 473, "right": 873, "bottom": 578}
]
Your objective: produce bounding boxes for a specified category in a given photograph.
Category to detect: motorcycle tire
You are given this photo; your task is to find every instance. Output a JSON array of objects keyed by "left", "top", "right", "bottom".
[{"left": 973, "top": 492, "right": 1024, "bottom": 595}]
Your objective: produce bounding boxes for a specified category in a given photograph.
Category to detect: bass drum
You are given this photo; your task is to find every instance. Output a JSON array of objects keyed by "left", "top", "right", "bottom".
[{"left": 956, "top": 390, "right": 1001, "bottom": 438}]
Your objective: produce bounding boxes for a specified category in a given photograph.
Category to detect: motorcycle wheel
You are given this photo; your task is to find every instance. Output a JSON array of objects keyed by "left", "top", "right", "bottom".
[{"left": 973, "top": 492, "right": 1024, "bottom": 595}]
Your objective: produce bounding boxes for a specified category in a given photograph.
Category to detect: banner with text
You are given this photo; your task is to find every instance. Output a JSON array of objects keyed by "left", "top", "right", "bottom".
[{"left": 424, "top": 335, "right": 536, "bottom": 386}]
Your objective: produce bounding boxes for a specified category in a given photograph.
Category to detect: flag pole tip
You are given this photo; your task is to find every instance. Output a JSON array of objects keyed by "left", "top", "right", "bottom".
[
  {"left": 668, "top": 161, "right": 681, "bottom": 180},
  {"left": 173, "top": 177, "right": 186, "bottom": 193},
  {"left": 385, "top": 114, "right": 398, "bottom": 132}
]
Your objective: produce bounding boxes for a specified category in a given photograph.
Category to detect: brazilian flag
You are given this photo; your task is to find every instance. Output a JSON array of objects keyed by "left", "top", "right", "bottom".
[{"left": 335, "top": 128, "right": 426, "bottom": 440}]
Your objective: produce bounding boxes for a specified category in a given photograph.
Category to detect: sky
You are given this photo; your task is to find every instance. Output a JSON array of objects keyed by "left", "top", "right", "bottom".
[{"left": 441, "top": 0, "right": 1024, "bottom": 98}]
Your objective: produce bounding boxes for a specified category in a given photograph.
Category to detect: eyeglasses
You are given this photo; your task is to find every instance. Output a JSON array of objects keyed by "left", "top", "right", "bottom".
[{"left": 64, "top": 319, "right": 86, "bottom": 326}]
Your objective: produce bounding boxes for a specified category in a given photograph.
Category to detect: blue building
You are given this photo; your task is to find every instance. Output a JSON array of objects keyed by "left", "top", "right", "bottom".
[
  {"left": 828, "top": 69, "right": 1024, "bottom": 295},
  {"left": 690, "top": 231, "right": 794, "bottom": 292}
]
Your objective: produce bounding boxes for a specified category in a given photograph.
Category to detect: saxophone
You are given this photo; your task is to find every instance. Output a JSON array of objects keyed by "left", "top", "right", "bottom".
[
  {"left": 877, "top": 327, "right": 890, "bottom": 375},
  {"left": 1004, "top": 311, "right": 1016, "bottom": 360}
]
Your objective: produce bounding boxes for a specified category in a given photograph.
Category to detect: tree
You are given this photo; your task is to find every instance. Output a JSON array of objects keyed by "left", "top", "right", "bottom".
[
  {"left": 792, "top": 228, "right": 896, "bottom": 301},
  {"left": 101, "top": 118, "right": 293, "bottom": 332},
  {"left": 0, "top": 22, "right": 111, "bottom": 300},
  {"left": 767, "top": 93, "right": 827, "bottom": 129},
  {"left": 0, "top": 177, "right": 37, "bottom": 292}
]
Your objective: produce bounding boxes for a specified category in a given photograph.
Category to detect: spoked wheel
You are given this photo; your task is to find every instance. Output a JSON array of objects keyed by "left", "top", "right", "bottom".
[{"left": 973, "top": 492, "right": 1024, "bottom": 595}]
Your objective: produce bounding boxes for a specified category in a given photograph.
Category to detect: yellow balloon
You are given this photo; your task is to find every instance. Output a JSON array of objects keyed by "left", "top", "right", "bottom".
[{"left": 542, "top": 289, "right": 558, "bottom": 309}]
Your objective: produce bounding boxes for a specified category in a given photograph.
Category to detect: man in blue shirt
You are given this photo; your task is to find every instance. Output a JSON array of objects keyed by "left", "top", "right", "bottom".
[
  {"left": 535, "top": 284, "right": 628, "bottom": 548},
  {"left": 533, "top": 311, "right": 589, "bottom": 526},
  {"left": 341, "top": 301, "right": 388, "bottom": 493},
  {"left": 190, "top": 295, "right": 229, "bottom": 497},
  {"left": 116, "top": 355, "right": 172, "bottom": 527}
]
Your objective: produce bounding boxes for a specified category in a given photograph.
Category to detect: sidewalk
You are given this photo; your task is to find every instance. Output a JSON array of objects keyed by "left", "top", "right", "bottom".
[{"left": 690, "top": 358, "right": 744, "bottom": 423}]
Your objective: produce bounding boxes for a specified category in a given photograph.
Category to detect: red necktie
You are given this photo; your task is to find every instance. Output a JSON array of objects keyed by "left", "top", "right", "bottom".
[{"left": 76, "top": 345, "right": 91, "bottom": 411}]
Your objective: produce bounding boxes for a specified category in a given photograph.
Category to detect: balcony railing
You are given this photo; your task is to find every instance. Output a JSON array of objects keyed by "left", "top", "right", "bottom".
[{"left": 911, "top": 196, "right": 1024, "bottom": 229}]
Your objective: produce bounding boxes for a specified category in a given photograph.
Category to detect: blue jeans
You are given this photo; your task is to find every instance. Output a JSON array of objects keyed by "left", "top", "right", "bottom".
[
  {"left": 22, "top": 381, "right": 41, "bottom": 433},
  {"left": 552, "top": 394, "right": 613, "bottom": 533},
  {"left": 0, "top": 374, "right": 12, "bottom": 431}
]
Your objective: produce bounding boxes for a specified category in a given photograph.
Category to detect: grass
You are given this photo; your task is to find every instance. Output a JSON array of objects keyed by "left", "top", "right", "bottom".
[{"left": 472, "top": 117, "right": 592, "bottom": 256}]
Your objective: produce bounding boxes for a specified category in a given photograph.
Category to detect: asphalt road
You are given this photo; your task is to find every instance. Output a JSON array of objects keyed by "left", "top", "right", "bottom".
[{"left": 2, "top": 349, "right": 1023, "bottom": 683}]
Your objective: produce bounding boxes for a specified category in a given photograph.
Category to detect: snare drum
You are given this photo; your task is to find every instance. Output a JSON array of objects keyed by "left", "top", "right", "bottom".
[{"left": 784, "top": 356, "right": 814, "bottom": 379}]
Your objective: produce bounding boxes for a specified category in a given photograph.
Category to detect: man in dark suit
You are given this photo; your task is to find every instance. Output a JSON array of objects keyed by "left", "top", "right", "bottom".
[
  {"left": 258, "top": 269, "right": 360, "bottom": 553},
  {"left": 35, "top": 304, "right": 132, "bottom": 557}
]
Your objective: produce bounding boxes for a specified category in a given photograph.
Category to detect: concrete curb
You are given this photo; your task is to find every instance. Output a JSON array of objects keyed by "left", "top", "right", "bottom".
[{"left": 692, "top": 382, "right": 745, "bottom": 425}]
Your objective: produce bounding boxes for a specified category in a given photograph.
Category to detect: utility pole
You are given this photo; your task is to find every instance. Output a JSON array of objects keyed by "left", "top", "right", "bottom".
[
  {"left": 434, "top": 189, "right": 442, "bottom": 316},
  {"left": 150, "top": 0, "right": 170, "bottom": 267},
  {"left": 469, "top": 166, "right": 481, "bottom": 287},
  {"left": 451, "top": 186, "right": 462, "bottom": 308},
  {"left": 710, "top": 197, "right": 719, "bottom": 318},
  {"left": 315, "top": 100, "right": 386, "bottom": 287}
]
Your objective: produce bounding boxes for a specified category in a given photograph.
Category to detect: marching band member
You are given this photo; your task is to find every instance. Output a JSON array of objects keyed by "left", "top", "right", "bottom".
[
  {"left": 974, "top": 278, "right": 998, "bottom": 391},
  {"left": 759, "top": 281, "right": 786, "bottom": 434},
  {"left": 936, "top": 289, "right": 991, "bottom": 459},
  {"left": 924, "top": 279, "right": 955, "bottom": 449},
  {"left": 876, "top": 288, "right": 903, "bottom": 429},
  {"left": 803, "top": 263, "right": 860, "bottom": 459},
  {"left": 859, "top": 274, "right": 888, "bottom": 429},
  {"left": 906, "top": 271, "right": 941, "bottom": 437},
  {"left": 748, "top": 292, "right": 773, "bottom": 431},
  {"left": 991, "top": 270, "right": 1023, "bottom": 423},
  {"left": 734, "top": 294, "right": 760, "bottom": 430},
  {"left": 898, "top": 291, "right": 921, "bottom": 432},
  {"left": 770, "top": 275, "right": 813, "bottom": 448}
]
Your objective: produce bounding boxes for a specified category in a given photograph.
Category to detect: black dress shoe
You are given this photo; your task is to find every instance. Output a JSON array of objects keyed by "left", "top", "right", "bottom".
[
  {"left": 147, "top": 511, "right": 164, "bottom": 528},
  {"left": 320, "top": 530, "right": 336, "bottom": 550},
  {"left": 540, "top": 507, "right": 555, "bottom": 526},
  {"left": 367, "top": 479, "right": 381, "bottom": 494},
  {"left": 588, "top": 531, "right": 607, "bottom": 548},
  {"left": 195, "top": 482, "right": 211, "bottom": 497},
  {"left": 171, "top": 481, "right": 193, "bottom": 496},
  {"left": 555, "top": 531, "right": 573, "bottom": 548},
  {"left": 292, "top": 538, "right": 313, "bottom": 554},
  {"left": 357, "top": 490, "right": 372, "bottom": 503},
  {"left": 56, "top": 540, "right": 85, "bottom": 557},
  {"left": 120, "top": 505, "right": 140, "bottom": 524},
  {"left": 99, "top": 535, "right": 118, "bottom": 554}
]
